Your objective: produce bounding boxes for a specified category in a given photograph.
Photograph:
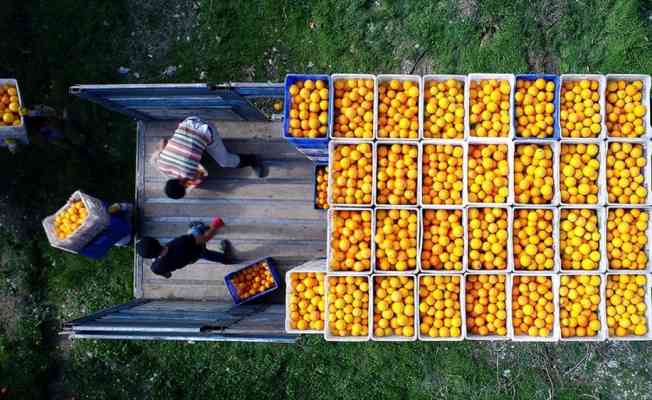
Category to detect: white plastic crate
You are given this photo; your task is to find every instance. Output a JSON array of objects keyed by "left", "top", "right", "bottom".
[
  {"left": 418, "top": 140, "right": 468, "bottom": 207},
  {"left": 0, "top": 79, "right": 27, "bottom": 144},
  {"left": 326, "top": 207, "right": 375, "bottom": 275},
  {"left": 466, "top": 139, "right": 514, "bottom": 206},
  {"left": 559, "top": 74, "right": 607, "bottom": 140},
  {"left": 605, "top": 74, "right": 651, "bottom": 140},
  {"left": 373, "top": 206, "right": 420, "bottom": 274},
  {"left": 604, "top": 139, "right": 650, "bottom": 206},
  {"left": 467, "top": 73, "right": 516, "bottom": 140},
  {"left": 374, "top": 141, "right": 420, "bottom": 207},
  {"left": 465, "top": 205, "right": 514, "bottom": 273},
  {"left": 419, "top": 207, "right": 467, "bottom": 274},
  {"left": 421, "top": 75, "right": 469, "bottom": 140},
  {"left": 512, "top": 140, "right": 560, "bottom": 206},
  {"left": 605, "top": 272, "right": 652, "bottom": 341},
  {"left": 558, "top": 205, "right": 608, "bottom": 273},
  {"left": 558, "top": 139, "right": 607, "bottom": 206},
  {"left": 370, "top": 274, "right": 418, "bottom": 341},
  {"left": 509, "top": 273, "right": 560, "bottom": 342},
  {"left": 605, "top": 206, "right": 652, "bottom": 273},
  {"left": 464, "top": 272, "right": 512, "bottom": 340},
  {"left": 558, "top": 272, "right": 608, "bottom": 342},
  {"left": 284, "top": 259, "right": 326, "bottom": 334},
  {"left": 327, "top": 140, "right": 375, "bottom": 207},
  {"left": 417, "top": 272, "right": 466, "bottom": 341},
  {"left": 329, "top": 74, "right": 377, "bottom": 141},
  {"left": 323, "top": 274, "right": 372, "bottom": 342},
  {"left": 512, "top": 205, "right": 560, "bottom": 274},
  {"left": 375, "top": 74, "right": 423, "bottom": 141}
]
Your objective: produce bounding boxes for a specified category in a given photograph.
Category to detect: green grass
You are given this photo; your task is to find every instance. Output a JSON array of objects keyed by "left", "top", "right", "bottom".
[{"left": 2, "top": 0, "right": 652, "bottom": 399}]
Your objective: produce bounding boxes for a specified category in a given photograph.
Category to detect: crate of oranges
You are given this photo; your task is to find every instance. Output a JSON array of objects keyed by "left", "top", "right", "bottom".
[
  {"left": 285, "top": 259, "right": 326, "bottom": 334},
  {"left": 466, "top": 141, "right": 514, "bottom": 205},
  {"left": 559, "top": 206, "right": 606, "bottom": 273},
  {"left": 42, "top": 190, "right": 110, "bottom": 253},
  {"left": 467, "top": 73, "right": 515, "bottom": 139},
  {"left": 376, "top": 75, "right": 422, "bottom": 141},
  {"left": 605, "top": 273, "right": 652, "bottom": 340},
  {"left": 464, "top": 273, "right": 511, "bottom": 339},
  {"left": 559, "top": 74, "right": 606, "bottom": 139},
  {"left": 327, "top": 208, "right": 374, "bottom": 274},
  {"left": 375, "top": 141, "right": 420, "bottom": 206},
  {"left": 324, "top": 275, "right": 371, "bottom": 341},
  {"left": 225, "top": 258, "right": 280, "bottom": 305},
  {"left": 558, "top": 140, "right": 605, "bottom": 206},
  {"left": 0, "top": 79, "right": 26, "bottom": 143},
  {"left": 513, "top": 141, "right": 559, "bottom": 205},
  {"left": 558, "top": 273, "right": 606, "bottom": 341},
  {"left": 422, "top": 75, "right": 468, "bottom": 140},
  {"left": 512, "top": 207, "right": 559, "bottom": 273},
  {"left": 605, "top": 74, "right": 650, "bottom": 139},
  {"left": 419, "top": 140, "right": 467, "bottom": 206},
  {"left": 418, "top": 274, "right": 465, "bottom": 341},
  {"left": 510, "top": 273, "right": 559, "bottom": 341},
  {"left": 313, "top": 164, "right": 329, "bottom": 210},
  {"left": 328, "top": 141, "right": 375, "bottom": 206},
  {"left": 283, "top": 74, "right": 330, "bottom": 141},
  {"left": 371, "top": 275, "right": 418, "bottom": 341},
  {"left": 606, "top": 206, "right": 652, "bottom": 272},
  {"left": 604, "top": 140, "right": 650, "bottom": 205},
  {"left": 513, "top": 74, "right": 560, "bottom": 139},
  {"left": 330, "top": 74, "right": 376, "bottom": 140}
]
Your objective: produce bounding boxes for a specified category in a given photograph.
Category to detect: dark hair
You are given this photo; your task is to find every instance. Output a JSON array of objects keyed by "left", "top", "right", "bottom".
[
  {"left": 165, "top": 179, "right": 186, "bottom": 199},
  {"left": 136, "top": 237, "right": 163, "bottom": 258}
]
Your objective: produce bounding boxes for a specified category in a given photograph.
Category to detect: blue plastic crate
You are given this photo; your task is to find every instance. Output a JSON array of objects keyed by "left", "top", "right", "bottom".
[
  {"left": 313, "top": 162, "right": 328, "bottom": 210},
  {"left": 224, "top": 257, "right": 281, "bottom": 305},
  {"left": 283, "top": 74, "right": 331, "bottom": 147},
  {"left": 514, "top": 73, "right": 561, "bottom": 140}
]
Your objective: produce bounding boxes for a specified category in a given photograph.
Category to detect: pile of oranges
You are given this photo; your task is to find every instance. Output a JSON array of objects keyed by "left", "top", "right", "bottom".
[
  {"left": 419, "top": 275, "right": 463, "bottom": 338},
  {"left": 373, "top": 275, "right": 416, "bottom": 338},
  {"left": 421, "top": 143, "right": 464, "bottom": 205},
  {"left": 465, "top": 274, "right": 508, "bottom": 336},
  {"left": 467, "top": 207, "right": 509, "bottom": 271},
  {"left": 511, "top": 275, "right": 555, "bottom": 337},
  {"left": 560, "top": 208, "right": 601, "bottom": 271},
  {"left": 231, "top": 261, "right": 276, "bottom": 300},
  {"left": 513, "top": 208, "right": 555, "bottom": 271},
  {"left": 327, "top": 276, "right": 370, "bottom": 337},
  {"left": 329, "top": 210, "right": 372, "bottom": 273},
  {"left": 606, "top": 208, "right": 649, "bottom": 270},
  {"left": 0, "top": 84, "right": 21, "bottom": 127},
  {"left": 560, "top": 143, "right": 601, "bottom": 204},
  {"left": 377, "top": 79, "right": 420, "bottom": 140},
  {"left": 559, "top": 274, "right": 602, "bottom": 338},
  {"left": 423, "top": 79, "right": 465, "bottom": 139},
  {"left": 374, "top": 209, "right": 418, "bottom": 272},
  {"left": 606, "top": 274, "right": 648, "bottom": 337},
  {"left": 469, "top": 79, "right": 511, "bottom": 137},
  {"left": 376, "top": 143, "right": 418, "bottom": 205},
  {"left": 560, "top": 79, "right": 602, "bottom": 138},
  {"left": 287, "top": 79, "right": 328, "bottom": 138},
  {"left": 332, "top": 79, "right": 375, "bottom": 139},
  {"left": 330, "top": 143, "right": 373, "bottom": 205},
  {"left": 315, "top": 166, "right": 328, "bottom": 209},
  {"left": 514, "top": 143, "right": 555, "bottom": 204},
  {"left": 421, "top": 209, "right": 464, "bottom": 271},
  {"left": 514, "top": 78, "right": 556, "bottom": 138},
  {"left": 467, "top": 144, "right": 509, "bottom": 204},
  {"left": 606, "top": 79, "right": 647, "bottom": 138},
  {"left": 54, "top": 200, "right": 88, "bottom": 240},
  {"left": 287, "top": 272, "right": 325, "bottom": 331},
  {"left": 606, "top": 142, "right": 647, "bottom": 204}
]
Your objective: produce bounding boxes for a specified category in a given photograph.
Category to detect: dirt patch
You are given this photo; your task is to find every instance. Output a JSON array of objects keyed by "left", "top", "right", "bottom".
[
  {"left": 0, "top": 295, "right": 18, "bottom": 339},
  {"left": 456, "top": 0, "right": 478, "bottom": 19}
]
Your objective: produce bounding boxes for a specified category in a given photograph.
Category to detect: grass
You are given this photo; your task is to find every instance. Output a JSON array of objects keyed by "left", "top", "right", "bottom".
[{"left": 1, "top": 0, "right": 652, "bottom": 399}]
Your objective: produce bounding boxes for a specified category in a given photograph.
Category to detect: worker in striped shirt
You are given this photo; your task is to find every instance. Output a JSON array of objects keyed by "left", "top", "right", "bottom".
[{"left": 151, "top": 116, "right": 267, "bottom": 199}]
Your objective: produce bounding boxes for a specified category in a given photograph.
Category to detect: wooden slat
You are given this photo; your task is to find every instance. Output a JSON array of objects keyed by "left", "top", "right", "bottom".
[
  {"left": 144, "top": 138, "right": 302, "bottom": 161},
  {"left": 142, "top": 199, "right": 324, "bottom": 220},
  {"left": 142, "top": 284, "right": 232, "bottom": 301},
  {"left": 144, "top": 179, "right": 313, "bottom": 201},
  {"left": 141, "top": 219, "right": 326, "bottom": 241},
  {"left": 144, "top": 121, "right": 282, "bottom": 141},
  {"left": 144, "top": 158, "right": 313, "bottom": 180}
]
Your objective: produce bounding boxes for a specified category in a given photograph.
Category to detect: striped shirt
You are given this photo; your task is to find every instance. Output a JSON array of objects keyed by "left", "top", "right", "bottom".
[{"left": 157, "top": 118, "right": 214, "bottom": 183}]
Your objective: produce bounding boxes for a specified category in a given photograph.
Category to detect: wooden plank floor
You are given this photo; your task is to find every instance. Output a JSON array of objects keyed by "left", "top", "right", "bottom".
[{"left": 136, "top": 120, "right": 326, "bottom": 301}]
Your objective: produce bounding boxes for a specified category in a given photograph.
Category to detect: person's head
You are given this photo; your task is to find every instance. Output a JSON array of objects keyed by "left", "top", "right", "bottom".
[
  {"left": 165, "top": 179, "right": 186, "bottom": 199},
  {"left": 136, "top": 237, "right": 164, "bottom": 259}
]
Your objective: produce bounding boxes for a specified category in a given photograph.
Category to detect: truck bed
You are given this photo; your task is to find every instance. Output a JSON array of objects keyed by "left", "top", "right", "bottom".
[{"left": 135, "top": 120, "right": 326, "bottom": 301}]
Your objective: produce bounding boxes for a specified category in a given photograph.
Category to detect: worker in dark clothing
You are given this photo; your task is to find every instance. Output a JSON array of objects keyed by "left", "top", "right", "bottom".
[{"left": 136, "top": 217, "right": 235, "bottom": 278}]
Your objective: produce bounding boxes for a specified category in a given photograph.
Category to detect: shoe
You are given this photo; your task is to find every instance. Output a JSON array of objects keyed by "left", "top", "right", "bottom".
[
  {"left": 217, "top": 239, "right": 234, "bottom": 262},
  {"left": 252, "top": 161, "right": 269, "bottom": 179},
  {"left": 239, "top": 154, "right": 268, "bottom": 178}
]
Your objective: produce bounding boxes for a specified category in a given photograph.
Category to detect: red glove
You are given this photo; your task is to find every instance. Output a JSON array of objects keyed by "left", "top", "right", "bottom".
[{"left": 210, "top": 217, "right": 224, "bottom": 229}]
